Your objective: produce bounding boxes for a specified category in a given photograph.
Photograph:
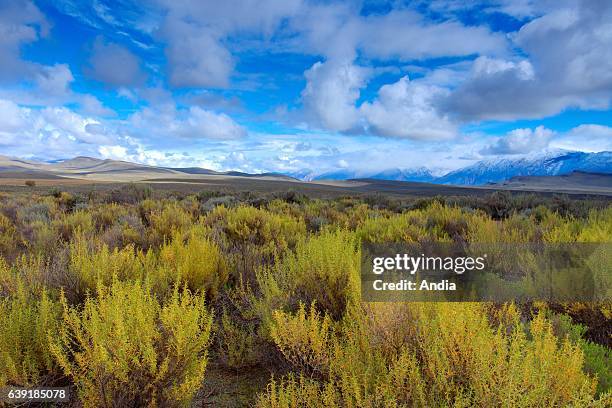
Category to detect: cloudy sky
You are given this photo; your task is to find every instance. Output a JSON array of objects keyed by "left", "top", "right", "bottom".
[{"left": 0, "top": 0, "right": 611, "bottom": 176}]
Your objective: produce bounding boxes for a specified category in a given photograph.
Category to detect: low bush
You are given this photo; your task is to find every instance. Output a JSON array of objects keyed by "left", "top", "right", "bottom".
[
  {"left": 158, "top": 230, "right": 228, "bottom": 298},
  {"left": 50, "top": 280, "right": 213, "bottom": 407},
  {"left": 270, "top": 303, "right": 333, "bottom": 377},
  {"left": 257, "top": 230, "right": 360, "bottom": 322},
  {"left": 260, "top": 302, "right": 608, "bottom": 407},
  {"left": 0, "top": 285, "right": 61, "bottom": 387},
  {"left": 207, "top": 205, "right": 306, "bottom": 256},
  {"left": 0, "top": 191, "right": 608, "bottom": 406}
]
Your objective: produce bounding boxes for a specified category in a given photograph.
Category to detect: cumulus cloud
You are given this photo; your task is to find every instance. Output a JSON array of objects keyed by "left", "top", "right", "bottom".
[
  {"left": 162, "top": 22, "right": 234, "bottom": 88},
  {"left": 0, "top": 99, "right": 27, "bottom": 133},
  {"left": 0, "top": 99, "right": 119, "bottom": 158},
  {"left": 302, "top": 66, "right": 456, "bottom": 140},
  {"left": 87, "top": 38, "right": 145, "bottom": 86},
  {"left": 157, "top": 0, "right": 302, "bottom": 88},
  {"left": 480, "top": 126, "right": 554, "bottom": 155},
  {"left": 79, "top": 95, "right": 115, "bottom": 117},
  {"left": 221, "top": 151, "right": 250, "bottom": 171},
  {"left": 445, "top": 0, "right": 612, "bottom": 121},
  {"left": 0, "top": 0, "right": 49, "bottom": 80},
  {"left": 290, "top": 4, "right": 507, "bottom": 62},
  {"left": 301, "top": 60, "right": 369, "bottom": 132},
  {"left": 182, "top": 107, "right": 247, "bottom": 139},
  {"left": 551, "top": 124, "right": 612, "bottom": 152},
  {"left": 360, "top": 76, "right": 456, "bottom": 140},
  {"left": 34, "top": 64, "right": 74, "bottom": 98},
  {"left": 357, "top": 10, "right": 506, "bottom": 61},
  {"left": 129, "top": 105, "right": 246, "bottom": 140}
]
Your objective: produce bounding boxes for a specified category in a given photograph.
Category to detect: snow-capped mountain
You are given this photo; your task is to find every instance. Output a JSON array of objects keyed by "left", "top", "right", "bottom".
[
  {"left": 292, "top": 167, "right": 436, "bottom": 182},
  {"left": 436, "top": 151, "right": 612, "bottom": 185},
  {"left": 290, "top": 151, "right": 612, "bottom": 186}
]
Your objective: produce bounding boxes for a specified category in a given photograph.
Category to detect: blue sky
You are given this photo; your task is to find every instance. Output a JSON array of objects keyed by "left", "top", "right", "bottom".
[{"left": 0, "top": 0, "right": 610, "bottom": 177}]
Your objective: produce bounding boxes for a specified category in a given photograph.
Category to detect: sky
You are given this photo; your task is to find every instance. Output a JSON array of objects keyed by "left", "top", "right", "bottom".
[{"left": 0, "top": 0, "right": 611, "bottom": 177}]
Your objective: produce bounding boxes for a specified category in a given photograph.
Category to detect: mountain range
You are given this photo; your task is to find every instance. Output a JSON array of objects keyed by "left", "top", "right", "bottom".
[
  {"left": 291, "top": 150, "right": 612, "bottom": 186},
  {"left": 0, "top": 150, "right": 610, "bottom": 188}
]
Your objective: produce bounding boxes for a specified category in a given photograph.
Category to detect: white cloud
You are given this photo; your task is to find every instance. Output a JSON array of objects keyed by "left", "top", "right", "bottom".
[
  {"left": 87, "top": 38, "right": 145, "bottom": 86},
  {"left": 360, "top": 76, "right": 456, "bottom": 140},
  {"left": 79, "top": 95, "right": 115, "bottom": 117},
  {"left": 302, "top": 60, "right": 369, "bottom": 132},
  {"left": 221, "top": 151, "right": 250, "bottom": 171},
  {"left": 128, "top": 104, "right": 246, "bottom": 140},
  {"left": 358, "top": 10, "right": 507, "bottom": 61},
  {"left": 0, "top": 99, "right": 27, "bottom": 133},
  {"left": 480, "top": 126, "right": 554, "bottom": 155},
  {"left": 157, "top": 0, "right": 302, "bottom": 88},
  {"left": 183, "top": 107, "right": 246, "bottom": 139},
  {"left": 445, "top": 1, "right": 612, "bottom": 121},
  {"left": 0, "top": 99, "right": 120, "bottom": 159},
  {"left": 551, "top": 124, "right": 612, "bottom": 152},
  {"left": 98, "top": 144, "right": 128, "bottom": 160},
  {"left": 0, "top": 0, "right": 49, "bottom": 80},
  {"left": 34, "top": 64, "right": 74, "bottom": 98},
  {"left": 162, "top": 21, "right": 234, "bottom": 88}
]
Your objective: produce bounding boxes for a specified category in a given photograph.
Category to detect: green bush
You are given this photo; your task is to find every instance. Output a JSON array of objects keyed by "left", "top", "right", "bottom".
[
  {"left": 158, "top": 230, "right": 228, "bottom": 298},
  {"left": 50, "top": 280, "right": 213, "bottom": 407},
  {"left": 257, "top": 230, "right": 360, "bottom": 322},
  {"left": 0, "top": 285, "right": 60, "bottom": 387}
]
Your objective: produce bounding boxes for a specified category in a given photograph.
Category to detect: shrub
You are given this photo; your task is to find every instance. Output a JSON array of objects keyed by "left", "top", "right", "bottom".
[
  {"left": 357, "top": 213, "right": 425, "bottom": 243},
  {"left": 270, "top": 303, "right": 333, "bottom": 377},
  {"left": 256, "top": 374, "right": 340, "bottom": 408},
  {"left": 158, "top": 230, "right": 228, "bottom": 298},
  {"left": 261, "top": 303, "right": 605, "bottom": 407},
  {"left": 0, "top": 285, "right": 61, "bottom": 387},
  {"left": 18, "top": 202, "right": 52, "bottom": 224},
  {"left": 201, "top": 195, "right": 238, "bottom": 212},
  {"left": 68, "top": 235, "right": 152, "bottom": 298},
  {"left": 53, "top": 210, "right": 94, "bottom": 241},
  {"left": 0, "top": 213, "right": 20, "bottom": 257},
  {"left": 207, "top": 205, "right": 306, "bottom": 256},
  {"left": 217, "top": 309, "right": 260, "bottom": 370},
  {"left": 50, "top": 281, "right": 213, "bottom": 408},
  {"left": 148, "top": 203, "right": 193, "bottom": 243},
  {"left": 25, "top": 180, "right": 36, "bottom": 187},
  {"left": 91, "top": 203, "right": 129, "bottom": 231},
  {"left": 258, "top": 230, "right": 360, "bottom": 321},
  {"left": 106, "top": 184, "right": 152, "bottom": 204}
]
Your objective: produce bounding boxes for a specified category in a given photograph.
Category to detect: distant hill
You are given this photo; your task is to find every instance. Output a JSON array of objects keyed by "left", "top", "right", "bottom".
[
  {"left": 491, "top": 171, "right": 612, "bottom": 194},
  {"left": 0, "top": 155, "right": 296, "bottom": 183},
  {"left": 436, "top": 151, "right": 612, "bottom": 185}
]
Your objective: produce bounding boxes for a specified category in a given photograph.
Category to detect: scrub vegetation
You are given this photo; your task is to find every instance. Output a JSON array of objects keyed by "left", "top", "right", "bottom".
[{"left": 0, "top": 186, "right": 609, "bottom": 407}]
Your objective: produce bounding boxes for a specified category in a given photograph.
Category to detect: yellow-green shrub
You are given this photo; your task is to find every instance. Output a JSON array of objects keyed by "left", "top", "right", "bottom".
[
  {"left": 258, "top": 230, "right": 360, "bottom": 321},
  {"left": 53, "top": 210, "right": 94, "bottom": 241},
  {"left": 50, "top": 281, "right": 213, "bottom": 408},
  {"left": 91, "top": 203, "right": 129, "bottom": 230},
  {"left": 207, "top": 205, "right": 306, "bottom": 256},
  {"left": 0, "top": 285, "right": 60, "bottom": 387},
  {"left": 578, "top": 207, "right": 612, "bottom": 242},
  {"left": 217, "top": 309, "right": 259, "bottom": 369},
  {"left": 256, "top": 374, "right": 341, "bottom": 408},
  {"left": 270, "top": 303, "right": 333, "bottom": 376},
  {"left": 158, "top": 230, "right": 228, "bottom": 298},
  {"left": 261, "top": 302, "right": 605, "bottom": 407},
  {"left": 0, "top": 213, "right": 20, "bottom": 257},
  {"left": 68, "top": 234, "right": 152, "bottom": 297},
  {"left": 148, "top": 203, "right": 193, "bottom": 242}
]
